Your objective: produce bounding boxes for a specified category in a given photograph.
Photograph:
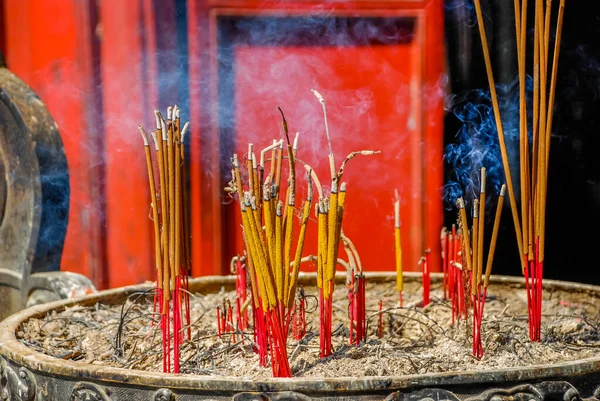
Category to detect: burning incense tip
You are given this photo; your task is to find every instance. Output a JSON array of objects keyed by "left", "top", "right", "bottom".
[
  {"left": 293, "top": 132, "right": 299, "bottom": 151},
  {"left": 456, "top": 197, "right": 465, "bottom": 209},
  {"left": 277, "top": 106, "right": 290, "bottom": 144},
  {"left": 173, "top": 105, "right": 179, "bottom": 119},
  {"left": 167, "top": 106, "right": 173, "bottom": 120},
  {"left": 394, "top": 188, "right": 400, "bottom": 201},
  {"left": 340, "top": 181, "right": 347, "bottom": 192},
  {"left": 159, "top": 114, "right": 168, "bottom": 140},
  {"left": 260, "top": 140, "right": 282, "bottom": 169},
  {"left": 181, "top": 122, "right": 190, "bottom": 142},
  {"left": 480, "top": 167, "right": 486, "bottom": 194},
  {"left": 150, "top": 132, "right": 159, "bottom": 151},
  {"left": 176, "top": 108, "right": 180, "bottom": 119},
  {"left": 138, "top": 125, "right": 149, "bottom": 146},
  {"left": 500, "top": 184, "right": 507, "bottom": 196},
  {"left": 311, "top": 89, "right": 325, "bottom": 104},
  {"left": 473, "top": 199, "right": 480, "bottom": 218},
  {"left": 153, "top": 110, "right": 161, "bottom": 129},
  {"left": 394, "top": 199, "right": 400, "bottom": 228}
]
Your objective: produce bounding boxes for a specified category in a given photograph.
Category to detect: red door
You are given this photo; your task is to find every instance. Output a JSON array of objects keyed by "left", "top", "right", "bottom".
[{"left": 189, "top": 2, "right": 445, "bottom": 277}]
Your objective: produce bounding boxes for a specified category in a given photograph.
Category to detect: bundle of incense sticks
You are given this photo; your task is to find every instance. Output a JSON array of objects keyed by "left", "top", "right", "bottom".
[
  {"left": 230, "top": 107, "right": 314, "bottom": 377},
  {"left": 473, "top": 0, "right": 565, "bottom": 341},
  {"left": 344, "top": 234, "right": 366, "bottom": 345},
  {"left": 226, "top": 92, "right": 378, "bottom": 374},
  {"left": 456, "top": 169, "right": 506, "bottom": 358},
  {"left": 311, "top": 89, "right": 380, "bottom": 357},
  {"left": 139, "top": 106, "right": 192, "bottom": 373},
  {"left": 394, "top": 190, "right": 404, "bottom": 307}
]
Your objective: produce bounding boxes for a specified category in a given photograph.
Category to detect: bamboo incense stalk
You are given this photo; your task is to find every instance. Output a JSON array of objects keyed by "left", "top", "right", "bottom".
[
  {"left": 484, "top": 185, "right": 506, "bottom": 288},
  {"left": 311, "top": 89, "right": 336, "bottom": 179},
  {"left": 240, "top": 229, "right": 260, "bottom": 311},
  {"left": 157, "top": 115, "right": 171, "bottom": 303},
  {"left": 140, "top": 127, "right": 163, "bottom": 292},
  {"left": 243, "top": 201, "right": 275, "bottom": 310},
  {"left": 333, "top": 182, "right": 346, "bottom": 274},
  {"left": 394, "top": 191, "right": 403, "bottom": 296},
  {"left": 287, "top": 186, "right": 312, "bottom": 308},
  {"left": 279, "top": 108, "right": 296, "bottom": 306},
  {"left": 167, "top": 115, "right": 176, "bottom": 289},
  {"left": 317, "top": 201, "right": 327, "bottom": 290},
  {"left": 457, "top": 198, "right": 472, "bottom": 272},
  {"left": 540, "top": 0, "right": 565, "bottom": 262},
  {"left": 473, "top": 0, "right": 525, "bottom": 270},
  {"left": 174, "top": 121, "right": 182, "bottom": 280},
  {"left": 269, "top": 139, "right": 277, "bottom": 183},
  {"left": 531, "top": 0, "right": 543, "bottom": 212},
  {"left": 341, "top": 232, "right": 363, "bottom": 274},
  {"left": 325, "top": 179, "right": 339, "bottom": 299},
  {"left": 263, "top": 184, "right": 276, "bottom": 272},
  {"left": 471, "top": 199, "right": 479, "bottom": 296},
  {"left": 274, "top": 201, "right": 284, "bottom": 303},
  {"left": 247, "top": 144, "right": 255, "bottom": 196},
  {"left": 252, "top": 152, "right": 260, "bottom": 201},
  {"left": 274, "top": 141, "right": 283, "bottom": 200},
  {"left": 261, "top": 140, "right": 282, "bottom": 182},
  {"left": 180, "top": 123, "right": 191, "bottom": 273},
  {"left": 536, "top": 0, "right": 549, "bottom": 242},
  {"left": 301, "top": 163, "right": 324, "bottom": 201},
  {"left": 477, "top": 168, "right": 486, "bottom": 285},
  {"left": 517, "top": 0, "right": 529, "bottom": 260}
]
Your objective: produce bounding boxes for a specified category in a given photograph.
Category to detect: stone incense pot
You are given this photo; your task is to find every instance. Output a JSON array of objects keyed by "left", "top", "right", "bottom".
[{"left": 2, "top": 272, "right": 600, "bottom": 401}]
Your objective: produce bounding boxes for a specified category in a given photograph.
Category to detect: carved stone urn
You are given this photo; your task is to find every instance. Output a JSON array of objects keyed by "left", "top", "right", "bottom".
[{"left": 2, "top": 272, "right": 600, "bottom": 401}]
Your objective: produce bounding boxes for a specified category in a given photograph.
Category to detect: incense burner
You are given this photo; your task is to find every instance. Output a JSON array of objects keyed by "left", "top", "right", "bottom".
[{"left": 2, "top": 272, "right": 600, "bottom": 401}]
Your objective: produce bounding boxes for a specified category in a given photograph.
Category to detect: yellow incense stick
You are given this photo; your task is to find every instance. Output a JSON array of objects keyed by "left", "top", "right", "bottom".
[
  {"left": 325, "top": 180, "right": 339, "bottom": 299},
  {"left": 394, "top": 197, "right": 403, "bottom": 293},
  {"left": 317, "top": 201, "right": 327, "bottom": 289},
  {"left": 457, "top": 198, "right": 472, "bottom": 273},
  {"left": 275, "top": 202, "right": 284, "bottom": 302},
  {"left": 287, "top": 199, "right": 311, "bottom": 308}
]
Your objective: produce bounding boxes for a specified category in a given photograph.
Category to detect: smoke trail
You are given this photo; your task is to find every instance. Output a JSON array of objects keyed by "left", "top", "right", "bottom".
[{"left": 443, "top": 75, "right": 532, "bottom": 211}]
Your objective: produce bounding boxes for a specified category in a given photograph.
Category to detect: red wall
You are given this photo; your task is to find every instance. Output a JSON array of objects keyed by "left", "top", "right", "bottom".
[{"left": 2, "top": 0, "right": 445, "bottom": 289}]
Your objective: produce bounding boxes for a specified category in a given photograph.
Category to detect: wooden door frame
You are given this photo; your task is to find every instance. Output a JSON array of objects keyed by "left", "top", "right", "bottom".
[{"left": 188, "top": 0, "right": 444, "bottom": 276}]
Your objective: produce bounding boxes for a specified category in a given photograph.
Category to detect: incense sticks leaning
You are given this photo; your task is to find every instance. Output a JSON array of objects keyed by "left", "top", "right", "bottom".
[{"left": 473, "top": 0, "right": 566, "bottom": 341}]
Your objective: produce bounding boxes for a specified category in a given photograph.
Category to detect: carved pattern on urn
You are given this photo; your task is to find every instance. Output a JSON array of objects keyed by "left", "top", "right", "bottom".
[
  {"left": 155, "top": 388, "right": 175, "bottom": 401},
  {"left": 0, "top": 357, "right": 36, "bottom": 401},
  {"left": 71, "top": 381, "right": 111, "bottom": 401},
  {"left": 385, "top": 382, "right": 600, "bottom": 401}
]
